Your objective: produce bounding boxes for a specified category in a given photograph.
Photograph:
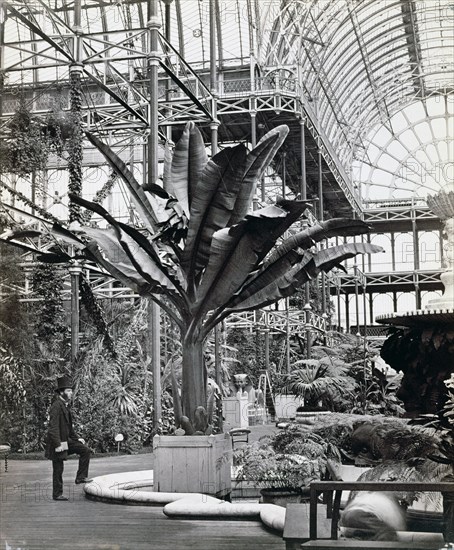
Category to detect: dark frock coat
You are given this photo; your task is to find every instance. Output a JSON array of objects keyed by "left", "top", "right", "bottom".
[{"left": 45, "top": 398, "right": 78, "bottom": 461}]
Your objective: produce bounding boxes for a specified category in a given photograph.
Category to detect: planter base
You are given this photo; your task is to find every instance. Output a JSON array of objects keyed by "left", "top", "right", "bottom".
[
  {"left": 260, "top": 488, "right": 308, "bottom": 508},
  {"left": 153, "top": 433, "right": 232, "bottom": 498}
]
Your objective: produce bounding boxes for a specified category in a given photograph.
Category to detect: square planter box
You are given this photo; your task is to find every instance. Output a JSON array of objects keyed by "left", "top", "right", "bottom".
[
  {"left": 153, "top": 433, "right": 232, "bottom": 498},
  {"left": 274, "top": 394, "right": 303, "bottom": 420}
]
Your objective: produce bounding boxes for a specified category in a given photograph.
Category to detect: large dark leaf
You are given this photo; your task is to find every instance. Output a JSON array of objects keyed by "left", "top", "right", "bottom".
[
  {"left": 229, "top": 125, "right": 289, "bottom": 225},
  {"left": 85, "top": 132, "right": 159, "bottom": 232},
  {"left": 314, "top": 243, "right": 383, "bottom": 273},
  {"left": 5, "top": 230, "right": 42, "bottom": 240},
  {"left": 264, "top": 218, "right": 371, "bottom": 268},
  {"left": 36, "top": 252, "right": 72, "bottom": 264},
  {"left": 0, "top": 237, "right": 70, "bottom": 263},
  {"left": 169, "top": 122, "right": 208, "bottom": 218},
  {"left": 51, "top": 222, "right": 86, "bottom": 247},
  {"left": 229, "top": 243, "right": 383, "bottom": 313},
  {"left": 188, "top": 123, "right": 208, "bottom": 205},
  {"left": 70, "top": 194, "right": 182, "bottom": 297},
  {"left": 193, "top": 204, "right": 291, "bottom": 321},
  {"left": 227, "top": 253, "right": 315, "bottom": 312},
  {"left": 170, "top": 123, "right": 191, "bottom": 217},
  {"left": 224, "top": 249, "right": 303, "bottom": 310},
  {"left": 181, "top": 144, "right": 247, "bottom": 282},
  {"left": 253, "top": 199, "right": 311, "bottom": 265},
  {"left": 85, "top": 240, "right": 147, "bottom": 292}
]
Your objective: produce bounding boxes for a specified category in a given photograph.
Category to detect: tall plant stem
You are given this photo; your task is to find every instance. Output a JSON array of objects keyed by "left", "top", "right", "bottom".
[{"left": 181, "top": 337, "right": 206, "bottom": 424}]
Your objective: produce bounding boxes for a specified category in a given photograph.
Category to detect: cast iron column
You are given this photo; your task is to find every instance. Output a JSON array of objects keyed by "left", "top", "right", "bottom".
[
  {"left": 209, "top": 0, "right": 223, "bottom": 402},
  {"left": 69, "top": 261, "right": 82, "bottom": 368},
  {"left": 147, "top": 0, "right": 162, "bottom": 432}
]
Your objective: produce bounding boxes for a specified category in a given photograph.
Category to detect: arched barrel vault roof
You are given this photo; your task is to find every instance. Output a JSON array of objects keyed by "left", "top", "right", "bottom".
[
  {"left": 1, "top": 0, "right": 452, "bottom": 203},
  {"left": 258, "top": 0, "right": 453, "bottom": 199}
]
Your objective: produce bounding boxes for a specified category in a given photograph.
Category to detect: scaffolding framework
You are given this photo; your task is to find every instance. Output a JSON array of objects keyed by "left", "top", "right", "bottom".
[{"left": 0, "top": 0, "right": 452, "bottom": 341}]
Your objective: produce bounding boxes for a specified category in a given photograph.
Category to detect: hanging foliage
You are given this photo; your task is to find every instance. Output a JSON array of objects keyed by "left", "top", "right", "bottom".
[
  {"left": 80, "top": 170, "right": 118, "bottom": 224},
  {"left": 30, "top": 263, "right": 68, "bottom": 344},
  {"left": 67, "top": 69, "right": 84, "bottom": 223},
  {"left": 0, "top": 97, "right": 49, "bottom": 177},
  {"left": 79, "top": 274, "right": 116, "bottom": 356},
  {"left": 0, "top": 181, "right": 60, "bottom": 223}
]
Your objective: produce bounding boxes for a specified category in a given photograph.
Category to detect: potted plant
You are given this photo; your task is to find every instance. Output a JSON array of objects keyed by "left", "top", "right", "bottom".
[
  {"left": 282, "top": 359, "right": 348, "bottom": 421},
  {"left": 234, "top": 425, "right": 339, "bottom": 506},
  {"left": 234, "top": 442, "right": 321, "bottom": 506},
  {"left": 6, "top": 121, "right": 382, "bottom": 496}
]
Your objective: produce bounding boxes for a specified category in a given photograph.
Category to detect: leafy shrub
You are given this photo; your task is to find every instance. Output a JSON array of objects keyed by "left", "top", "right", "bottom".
[{"left": 234, "top": 442, "right": 321, "bottom": 491}]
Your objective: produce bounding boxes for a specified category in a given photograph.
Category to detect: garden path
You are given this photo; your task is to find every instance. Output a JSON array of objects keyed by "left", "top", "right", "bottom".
[{"left": 0, "top": 427, "right": 285, "bottom": 550}]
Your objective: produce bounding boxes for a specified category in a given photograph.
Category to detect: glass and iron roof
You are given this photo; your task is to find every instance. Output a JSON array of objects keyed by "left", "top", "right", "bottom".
[{"left": 0, "top": 0, "right": 453, "bottom": 205}]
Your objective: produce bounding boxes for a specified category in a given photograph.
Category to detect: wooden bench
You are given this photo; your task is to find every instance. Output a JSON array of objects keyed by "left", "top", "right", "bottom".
[
  {"left": 300, "top": 541, "right": 445, "bottom": 549},
  {"left": 284, "top": 503, "right": 331, "bottom": 550},
  {"left": 283, "top": 480, "right": 453, "bottom": 550}
]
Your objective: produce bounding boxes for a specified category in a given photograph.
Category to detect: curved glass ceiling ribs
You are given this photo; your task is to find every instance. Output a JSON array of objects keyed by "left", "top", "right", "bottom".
[
  {"left": 0, "top": 0, "right": 453, "bottom": 203},
  {"left": 353, "top": 95, "right": 453, "bottom": 201},
  {"left": 260, "top": 0, "right": 453, "bottom": 193}
]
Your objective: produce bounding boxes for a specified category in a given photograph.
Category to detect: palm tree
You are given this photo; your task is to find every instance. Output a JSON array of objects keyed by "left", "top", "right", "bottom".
[
  {"left": 282, "top": 359, "right": 348, "bottom": 410},
  {"left": 9, "top": 122, "right": 382, "bottom": 433}
]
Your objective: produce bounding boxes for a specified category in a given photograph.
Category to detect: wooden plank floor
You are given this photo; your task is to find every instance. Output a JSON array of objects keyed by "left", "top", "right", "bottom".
[{"left": 0, "top": 454, "right": 285, "bottom": 550}]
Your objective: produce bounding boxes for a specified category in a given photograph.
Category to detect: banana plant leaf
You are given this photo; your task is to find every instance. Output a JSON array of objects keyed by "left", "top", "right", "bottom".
[
  {"left": 170, "top": 122, "right": 208, "bottom": 218},
  {"left": 264, "top": 218, "right": 371, "bottom": 268},
  {"left": 5, "top": 230, "right": 42, "bottom": 240},
  {"left": 193, "top": 204, "right": 293, "bottom": 321},
  {"left": 162, "top": 141, "right": 173, "bottom": 195},
  {"left": 181, "top": 144, "right": 247, "bottom": 282},
  {"left": 314, "top": 242, "right": 383, "bottom": 272},
  {"left": 51, "top": 222, "right": 86, "bottom": 248},
  {"left": 85, "top": 131, "right": 159, "bottom": 233},
  {"left": 188, "top": 122, "right": 208, "bottom": 204},
  {"left": 228, "top": 242, "right": 383, "bottom": 313},
  {"left": 82, "top": 226, "right": 133, "bottom": 265},
  {"left": 253, "top": 199, "right": 311, "bottom": 265},
  {"left": 229, "top": 125, "right": 289, "bottom": 225},
  {"left": 0, "top": 237, "right": 70, "bottom": 264},
  {"left": 144, "top": 183, "right": 170, "bottom": 200},
  {"left": 36, "top": 252, "right": 73, "bottom": 263},
  {"left": 226, "top": 256, "right": 315, "bottom": 313},
  {"left": 70, "top": 194, "right": 184, "bottom": 297},
  {"left": 223, "top": 249, "right": 304, "bottom": 310},
  {"left": 99, "top": 225, "right": 178, "bottom": 293},
  {"left": 84, "top": 239, "right": 148, "bottom": 290},
  {"left": 169, "top": 123, "right": 191, "bottom": 217}
]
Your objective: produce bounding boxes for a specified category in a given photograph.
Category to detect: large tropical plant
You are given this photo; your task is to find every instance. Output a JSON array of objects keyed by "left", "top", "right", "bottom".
[
  {"left": 3, "top": 122, "right": 382, "bottom": 434},
  {"left": 281, "top": 359, "right": 348, "bottom": 410}
]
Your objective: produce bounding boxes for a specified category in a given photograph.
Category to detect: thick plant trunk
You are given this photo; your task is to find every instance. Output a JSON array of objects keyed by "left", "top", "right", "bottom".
[{"left": 181, "top": 338, "right": 207, "bottom": 425}]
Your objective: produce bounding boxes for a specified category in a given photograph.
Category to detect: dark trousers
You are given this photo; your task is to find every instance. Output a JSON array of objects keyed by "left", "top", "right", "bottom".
[{"left": 52, "top": 439, "right": 91, "bottom": 498}]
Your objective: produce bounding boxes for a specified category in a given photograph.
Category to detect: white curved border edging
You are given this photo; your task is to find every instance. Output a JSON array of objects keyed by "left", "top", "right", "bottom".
[{"left": 84, "top": 470, "right": 285, "bottom": 532}]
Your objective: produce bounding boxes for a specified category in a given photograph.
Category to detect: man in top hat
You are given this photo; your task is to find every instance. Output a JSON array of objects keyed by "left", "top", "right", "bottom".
[{"left": 45, "top": 375, "right": 92, "bottom": 501}]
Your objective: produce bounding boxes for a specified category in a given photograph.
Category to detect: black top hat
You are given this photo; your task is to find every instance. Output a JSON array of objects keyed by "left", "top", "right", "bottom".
[{"left": 55, "top": 375, "right": 73, "bottom": 392}]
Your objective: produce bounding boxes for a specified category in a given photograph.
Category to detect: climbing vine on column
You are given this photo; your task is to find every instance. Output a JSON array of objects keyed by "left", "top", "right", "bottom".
[
  {"left": 79, "top": 274, "right": 116, "bottom": 356},
  {"left": 68, "top": 67, "right": 83, "bottom": 224}
]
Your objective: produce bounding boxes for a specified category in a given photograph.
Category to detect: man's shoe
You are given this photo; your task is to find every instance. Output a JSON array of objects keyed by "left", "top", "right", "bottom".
[
  {"left": 75, "top": 478, "right": 93, "bottom": 484},
  {"left": 53, "top": 495, "right": 69, "bottom": 501}
]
